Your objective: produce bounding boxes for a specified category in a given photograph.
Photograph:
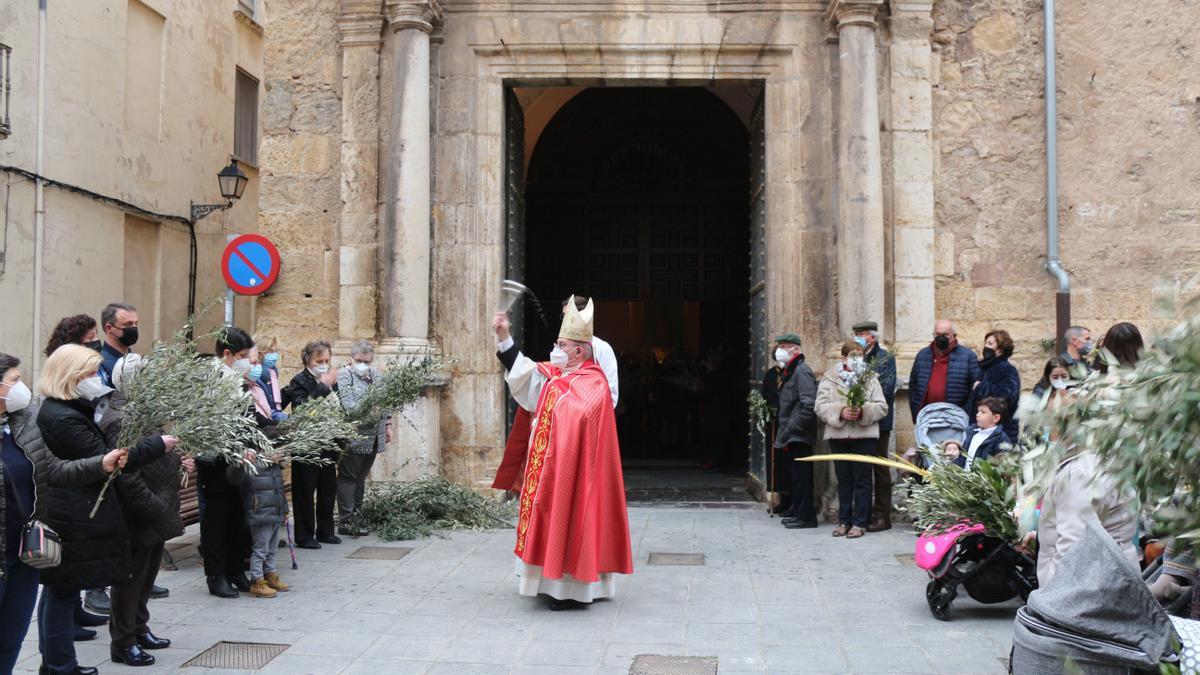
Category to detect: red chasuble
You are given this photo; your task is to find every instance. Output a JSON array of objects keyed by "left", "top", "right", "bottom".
[
  {"left": 515, "top": 359, "right": 633, "bottom": 583},
  {"left": 492, "top": 408, "right": 532, "bottom": 492}
]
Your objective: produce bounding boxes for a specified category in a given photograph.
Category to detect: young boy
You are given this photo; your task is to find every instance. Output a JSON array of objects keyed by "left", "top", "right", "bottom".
[
  {"left": 956, "top": 397, "right": 1012, "bottom": 469},
  {"left": 227, "top": 457, "right": 290, "bottom": 598}
]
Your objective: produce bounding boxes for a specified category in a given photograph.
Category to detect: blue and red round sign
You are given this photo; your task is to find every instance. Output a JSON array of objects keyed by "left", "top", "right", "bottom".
[{"left": 221, "top": 234, "right": 281, "bottom": 296}]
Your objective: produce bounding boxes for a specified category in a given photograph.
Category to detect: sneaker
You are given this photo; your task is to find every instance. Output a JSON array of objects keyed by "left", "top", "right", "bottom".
[
  {"left": 264, "top": 572, "right": 290, "bottom": 592},
  {"left": 83, "top": 588, "right": 111, "bottom": 615},
  {"left": 249, "top": 578, "right": 277, "bottom": 598}
]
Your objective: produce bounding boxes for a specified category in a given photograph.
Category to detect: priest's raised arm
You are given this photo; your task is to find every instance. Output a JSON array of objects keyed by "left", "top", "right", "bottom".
[{"left": 493, "top": 311, "right": 546, "bottom": 412}]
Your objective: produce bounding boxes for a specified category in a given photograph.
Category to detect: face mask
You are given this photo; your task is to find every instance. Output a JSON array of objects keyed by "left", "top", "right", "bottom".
[
  {"left": 550, "top": 346, "right": 569, "bottom": 368},
  {"left": 312, "top": 364, "right": 330, "bottom": 376},
  {"left": 353, "top": 362, "right": 371, "bottom": 375},
  {"left": 249, "top": 365, "right": 264, "bottom": 380},
  {"left": 853, "top": 336, "right": 868, "bottom": 348},
  {"left": 76, "top": 376, "right": 112, "bottom": 402},
  {"left": 85, "top": 340, "right": 102, "bottom": 353},
  {"left": 232, "top": 358, "right": 253, "bottom": 376},
  {"left": 1050, "top": 378, "right": 1069, "bottom": 391},
  {"left": 263, "top": 353, "right": 279, "bottom": 369},
  {"left": 1078, "top": 341, "right": 1093, "bottom": 356},
  {"left": 934, "top": 335, "right": 951, "bottom": 350},
  {"left": 1, "top": 380, "right": 32, "bottom": 413},
  {"left": 774, "top": 348, "right": 791, "bottom": 365},
  {"left": 982, "top": 347, "right": 997, "bottom": 361},
  {"left": 117, "top": 326, "right": 139, "bottom": 348}
]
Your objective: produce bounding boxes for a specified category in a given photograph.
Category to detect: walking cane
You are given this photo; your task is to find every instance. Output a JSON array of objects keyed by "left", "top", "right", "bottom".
[{"left": 285, "top": 512, "right": 298, "bottom": 570}]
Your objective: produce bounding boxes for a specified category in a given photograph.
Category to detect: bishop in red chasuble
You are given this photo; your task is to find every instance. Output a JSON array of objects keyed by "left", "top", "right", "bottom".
[{"left": 492, "top": 296, "right": 633, "bottom": 608}]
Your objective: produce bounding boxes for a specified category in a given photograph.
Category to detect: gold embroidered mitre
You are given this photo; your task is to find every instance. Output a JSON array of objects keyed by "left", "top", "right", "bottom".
[{"left": 558, "top": 295, "right": 595, "bottom": 342}]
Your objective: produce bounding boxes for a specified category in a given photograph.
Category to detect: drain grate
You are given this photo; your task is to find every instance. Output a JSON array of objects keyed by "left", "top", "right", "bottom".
[
  {"left": 648, "top": 552, "right": 705, "bottom": 566},
  {"left": 630, "top": 654, "right": 718, "bottom": 674},
  {"left": 348, "top": 546, "right": 413, "bottom": 560},
  {"left": 181, "top": 641, "right": 289, "bottom": 669}
]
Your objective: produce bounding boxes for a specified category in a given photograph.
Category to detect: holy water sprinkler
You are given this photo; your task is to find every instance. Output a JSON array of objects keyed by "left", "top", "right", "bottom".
[{"left": 499, "top": 279, "right": 551, "bottom": 329}]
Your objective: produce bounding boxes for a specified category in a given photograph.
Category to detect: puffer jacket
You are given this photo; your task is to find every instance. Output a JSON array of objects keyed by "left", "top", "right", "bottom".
[
  {"left": 337, "top": 366, "right": 389, "bottom": 455},
  {"left": 226, "top": 461, "right": 287, "bottom": 528},
  {"left": 967, "top": 355, "right": 1021, "bottom": 439},
  {"left": 2, "top": 408, "right": 42, "bottom": 581},
  {"left": 907, "top": 343, "right": 981, "bottom": 422},
  {"left": 814, "top": 366, "right": 888, "bottom": 440},
  {"left": 34, "top": 397, "right": 164, "bottom": 590},
  {"left": 99, "top": 393, "right": 184, "bottom": 547},
  {"left": 773, "top": 355, "right": 818, "bottom": 449}
]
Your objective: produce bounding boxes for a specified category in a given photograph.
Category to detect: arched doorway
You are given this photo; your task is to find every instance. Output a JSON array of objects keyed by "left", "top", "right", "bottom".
[{"left": 519, "top": 87, "right": 754, "bottom": 496}]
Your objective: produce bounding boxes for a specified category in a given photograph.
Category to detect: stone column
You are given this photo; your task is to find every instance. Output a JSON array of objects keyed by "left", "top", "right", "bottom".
[
  {"left": 335, "top": 2, "right": 384, "bottom": 345},
  {"left": 828, "top": 0, "right": 886, "bottom": 334}
]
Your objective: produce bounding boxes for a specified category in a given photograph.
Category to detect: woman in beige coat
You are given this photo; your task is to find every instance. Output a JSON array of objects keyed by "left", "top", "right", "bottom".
[{"left": 815, "top": 340, "right": 888, "bottom": 538}]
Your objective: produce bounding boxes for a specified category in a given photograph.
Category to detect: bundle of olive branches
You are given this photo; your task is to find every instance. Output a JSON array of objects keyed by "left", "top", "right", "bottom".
[
  {"left": 907, "top": 450, "right": 1019, "bottom": 543},
  {"left": 272, "top": 396, "right": 357, "bottom": 465},
  {"left": 343, "top": 357, "right": 446, "bottom": 426},
  {"left": 1023, "top": 311, "right": 1200, "bottom": 552},
  {"left": 747, "top": 390, "right": 773, "bottom": 438},
  {"left": 354, "top": 476, "right": 516, "bottom": 540}
]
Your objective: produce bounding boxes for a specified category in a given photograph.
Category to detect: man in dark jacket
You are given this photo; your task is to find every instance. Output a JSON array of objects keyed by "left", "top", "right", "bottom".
[
  {"left": 907, "top": 320, "right": 981, "bottom": 422},
  {"left": 852, "top": 321, "right": 896, "bottom": 532},
  {"left": 771, "top": 333, "right": 819, "bottom": 530}
]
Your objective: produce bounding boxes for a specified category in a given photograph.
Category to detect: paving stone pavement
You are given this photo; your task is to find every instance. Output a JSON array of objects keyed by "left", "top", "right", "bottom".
[{"left": 14, "top": 506, "right": 1016, "bottom": 674}]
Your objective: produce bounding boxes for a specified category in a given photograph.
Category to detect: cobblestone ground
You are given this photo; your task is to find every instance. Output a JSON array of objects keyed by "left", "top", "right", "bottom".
[{"left": 15, "top": 506, "right": 1015, "bottom": 674}]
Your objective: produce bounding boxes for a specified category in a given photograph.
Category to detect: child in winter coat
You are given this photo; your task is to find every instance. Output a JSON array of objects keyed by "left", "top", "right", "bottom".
[
  {"left": 226, "top": 458, "right": 290, "bottom": 598},
  {"left": 957, "top": 397, "right": 1012, "bottom": 470}
]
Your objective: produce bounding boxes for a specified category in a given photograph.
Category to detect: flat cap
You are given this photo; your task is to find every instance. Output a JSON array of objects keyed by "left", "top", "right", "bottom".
[
  {"left": 851, "top": 320, "right": 878, "bottom": 332},
  {"left": 774, "top": 332, "right": 803, "bottom": 346}
]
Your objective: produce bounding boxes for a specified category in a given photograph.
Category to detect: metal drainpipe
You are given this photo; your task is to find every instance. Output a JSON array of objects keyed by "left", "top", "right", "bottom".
[
  {"left": 32, "top": 0, "right": 48, "bottom": 387},
  {"left": 1043, "top": 0, "right": 1072, "bottom": 353}
]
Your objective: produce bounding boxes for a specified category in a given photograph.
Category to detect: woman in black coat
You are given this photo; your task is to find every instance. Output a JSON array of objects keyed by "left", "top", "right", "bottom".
[
  {"left": 283, "top": 340, "right": 341, "bottom": 548},
  {"left": 99, "top": 354, "right": 188, "bottom": 666},
  {"left": 968, "top": 330, "right": 1021, "bottom": 440},
  {"left": 34, "top": 345, "right": 172, "bottom": 675}
]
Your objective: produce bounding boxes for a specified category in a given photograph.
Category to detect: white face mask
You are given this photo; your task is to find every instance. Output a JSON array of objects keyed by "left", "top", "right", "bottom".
[
  {"left": 549, "top": 346, "right": 569, "bottom": 368},
  {"left": 774, "top": 348, "right": 791, "bottom": 365},
  {"left": 312, "top": 364, "right": 331, "bottom": 376},
  {"left": 1, "top": 380, "right": 32, "bottom": 413},
  {"left": 76, "top": 375, "right": 112, "bottom": 401},
  {"left": 353, "top": 362, "right": 370, "bottom": 375},
  {"left": 1050, "top": 378, "right": 1069, "bottom": 391},
  {"left": 232, "top": 358, "right": 253, "bottom": 376}
]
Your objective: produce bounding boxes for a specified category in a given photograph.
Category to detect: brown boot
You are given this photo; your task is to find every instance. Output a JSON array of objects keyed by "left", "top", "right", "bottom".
[
  {"left": 249, "top": 578, "right": 277, "bottom": 598},
  {"left": 867, "top": 519, "right": 892, "bottom": 532},
  {"left": 264, "top": 572, "right": 290, "bottom": 592}
]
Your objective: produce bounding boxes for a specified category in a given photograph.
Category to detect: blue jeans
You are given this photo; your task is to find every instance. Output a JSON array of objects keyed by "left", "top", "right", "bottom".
[
  {"left": 0, "top": 558, "right": 40, "bottom": 673},
  {"left": 37, "top": 583, "right": 78, "bottom": 674}
]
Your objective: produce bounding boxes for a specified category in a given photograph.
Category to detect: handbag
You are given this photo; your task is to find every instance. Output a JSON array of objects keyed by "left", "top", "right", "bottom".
[{"left": 2, "top": 435, "right": 62, "bottom": 569}]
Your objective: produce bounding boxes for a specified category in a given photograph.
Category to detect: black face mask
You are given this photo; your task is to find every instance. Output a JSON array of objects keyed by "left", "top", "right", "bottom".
[
  {"left": 85, "top": 340, "right": 102, "bottom": 353},
  {"left": 934, "top": 335, "right": 951, "bottom": 351},
  {"left": 117, "top": 326, "right": 139, "bottom": 348},
  {"left": 982, "top": 347, "right": 997, "bottom": 361}
]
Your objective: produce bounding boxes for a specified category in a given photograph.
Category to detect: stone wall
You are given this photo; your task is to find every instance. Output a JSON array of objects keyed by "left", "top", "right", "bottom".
[{"left": 928, "top": 0, "right": 1200, "bottom": 391}]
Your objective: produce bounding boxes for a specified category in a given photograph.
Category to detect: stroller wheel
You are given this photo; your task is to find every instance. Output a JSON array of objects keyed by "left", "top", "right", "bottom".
[{"left": 926, "top": 579, "right": 956, "bottom": 621}]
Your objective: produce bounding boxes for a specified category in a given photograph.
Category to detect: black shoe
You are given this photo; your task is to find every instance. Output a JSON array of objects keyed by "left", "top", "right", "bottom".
[
  {"left": 317, "top": 533, "right": 342, "bottom": 545},
  {"left": 149, "top": 584, "right": 169, "bottom": 599},
  {"left": 227, "top": 574, "right": 252, "bottom": 593},
  {"left": 40, "top": 666, "right": 98, "bottom": 675},
  {"left": 137, "top": 630, "right": 171, "bottom": 650},
  {"left": 73, "top": 626, "right": 97, "bottom": 642},
  {"left": 83, "top": 588, "right": 110, "bottom": 614},
  {"left": 75, "top": 607, "right": 108, "bottom": 627},
  {"left": 338, "top": 525, "right": 369, "bottom": 537},
  {"left": 783, "top": 519, "right": 819, "bottom": 529},
  {"left": 111, "top": 644, "right": 156, "bottom": 666},
  {"left": 549, "top": 598, "right": 587, "bottom": 611},
  {"left": 297, "top": 539, "right": 322, "bottom": 550},
  {"left": 206, "top": 576, "right": 239, "bottom": 598}
]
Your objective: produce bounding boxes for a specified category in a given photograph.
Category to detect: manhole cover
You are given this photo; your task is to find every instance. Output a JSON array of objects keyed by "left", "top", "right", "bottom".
[
  {"left": 181, "top": 641, "right": 289, "bottom": 669},
  {"left": 348, "top": 546, "right": 413, "bottom": 560},
  {"left": 630, "top": 654, "right": 718, "bottom": 674},
  {"left": 648, "top": 552, "right": 705, "bottom": 566}
]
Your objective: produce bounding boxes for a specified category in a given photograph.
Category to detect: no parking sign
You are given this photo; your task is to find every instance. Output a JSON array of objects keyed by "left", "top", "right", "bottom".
[{"left": 221, "top": 234, "right": 281, "bottom": 296}]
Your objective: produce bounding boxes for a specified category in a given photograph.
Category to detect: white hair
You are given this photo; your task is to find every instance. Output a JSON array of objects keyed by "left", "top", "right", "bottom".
[{"left": 350, "top": 340, "right": 375, "bottom": 358}]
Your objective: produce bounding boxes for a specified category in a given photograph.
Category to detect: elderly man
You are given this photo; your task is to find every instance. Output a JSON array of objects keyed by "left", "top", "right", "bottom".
[
  {"left": 1060, "top": 325, "right": 1093, "bottom": 380},
  {"left": 852, "top": 321, "right": 896, "bottom": 532},
  {"left": 493, "top": 296, "right": 633, "bottom": 610},
  {"left": 908, "top": 319, "right": 981, "bottom": 422},
  {"left": 772, "top": 333, "right": 819, "bottom": 530}
]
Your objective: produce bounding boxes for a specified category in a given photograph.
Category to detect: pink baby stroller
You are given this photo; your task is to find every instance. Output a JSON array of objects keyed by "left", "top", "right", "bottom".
[{"left": 915, "top": 522, "right": 1038, "bottom": 621}]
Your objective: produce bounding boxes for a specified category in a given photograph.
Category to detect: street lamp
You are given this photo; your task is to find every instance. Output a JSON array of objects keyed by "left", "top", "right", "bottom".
[{"left": 191, "top": 158, "right": 248, "bottom": 223}]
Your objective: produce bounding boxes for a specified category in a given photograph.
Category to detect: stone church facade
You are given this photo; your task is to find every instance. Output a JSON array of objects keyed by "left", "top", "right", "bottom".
[{"left": 255, "top": 0, "right": 1200, "bottom": 489}]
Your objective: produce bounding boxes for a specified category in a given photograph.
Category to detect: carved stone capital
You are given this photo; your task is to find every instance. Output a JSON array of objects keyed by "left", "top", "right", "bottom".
[
  {"left": 826, "top": 0, "right": 885, "bottom": 32},
  {"left": 385, "top": 0, "right": 443, "bottom": 34},
  {"left": 337, "top": 15, "right": 385, "bottom": 46}
]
